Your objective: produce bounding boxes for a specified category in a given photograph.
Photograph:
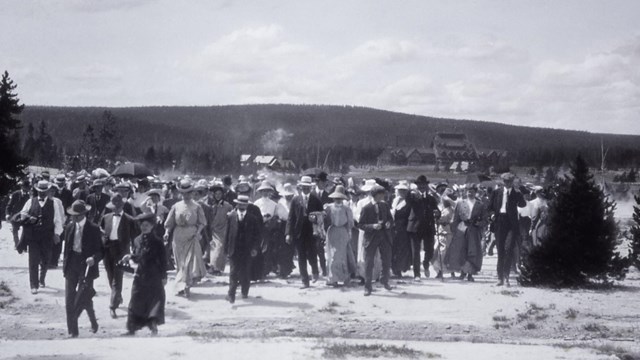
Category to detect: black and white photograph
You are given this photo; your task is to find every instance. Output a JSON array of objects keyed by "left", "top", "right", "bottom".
[{"left": 1, "top": 1, "right": 640, "bottom": 359}]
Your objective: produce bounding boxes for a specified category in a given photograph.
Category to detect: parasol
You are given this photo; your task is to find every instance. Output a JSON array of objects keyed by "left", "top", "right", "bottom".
[{"left": 112, "top": 162, "right": 153, "bottom": 179}]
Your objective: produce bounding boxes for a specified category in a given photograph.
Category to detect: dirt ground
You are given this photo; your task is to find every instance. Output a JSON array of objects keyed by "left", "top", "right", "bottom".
[{"left": 1, "top": 222, "right": 639, "bottom": 359}]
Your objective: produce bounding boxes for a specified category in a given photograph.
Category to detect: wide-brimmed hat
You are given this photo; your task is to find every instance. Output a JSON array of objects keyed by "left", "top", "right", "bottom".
[
  {"left": 234, "top": 195, "right": 250, "bottom": 205},
  {"left": 67, "top": 200, "right": 92, "bottom": 215},
  {"left": 106, "top": 193, "right": 125, "bottom": 210},
  {"left": 177, "top": 179, "right": 195, "bottom": 193},
  {"left": 235, "top": 182, "right": 251, "bottom": 194},
  {"left": 500, "top": 172, "right": 515, "bottom": 181},
  {"left": 55, "top": 174, "right": 67, "bottom": 184},
  {"left": 394, "top": 181, "right": 409, "bottom": 191},
  {"left": 209, "top": 181, "right": 224, "bottom": 192},
  {"left": 257, "top": 180, "right": 274, "bottom": 192},
  {"left": 360, "top": 179, "right": 378, "bottom": 192},
  {"left": 329, "top": 185, "right": 348, "bottom": 200},
  {"left": 35, "top": 180, "right": 52, "bottom": 192},
  {"left": 280, "top": 183, "right": 295, "bottom": 196},
  {"left": 194, "top": 179, "right": 209, "bottom": 191},
  {"left": 298, "top": 176, "right": 314, "bottom": 187},
  {"left": 435, "top": 181, "right": 448, "bottom": 189},
  {"left": 114, "top": 182, "right": 133, "bottom": 191},
  {"left": 134, "top": 212, "right": 156, "bottom": 224},
  {"left": 90, "top": 179, "right": 105, "bottom": 189},
  {"left": 145, "top": 189, "right": 163, "bottom": 198},
  {"left": 466, "top": 183, "right": 479, "bottom": 191},
  {"left": 75, "top": 175, "right": 87, "bottom": 183},
  {"left": 414, "top": 175, "right": 429, "bottom": 185}
]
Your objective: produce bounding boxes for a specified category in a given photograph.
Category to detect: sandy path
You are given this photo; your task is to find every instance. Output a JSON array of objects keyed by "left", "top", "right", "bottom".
[{"left": 1, "top": 222, "right": 638, "bottom": 359}]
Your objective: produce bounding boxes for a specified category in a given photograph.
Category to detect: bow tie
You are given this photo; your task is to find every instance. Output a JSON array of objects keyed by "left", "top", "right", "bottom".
[{"left": 113, "top": 213, "right": 122, "bottom": 217}]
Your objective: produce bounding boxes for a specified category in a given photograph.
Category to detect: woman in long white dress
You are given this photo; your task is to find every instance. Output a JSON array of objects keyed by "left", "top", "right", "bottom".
[
  {"left": 324, "top": 186, "right": 357, "bottom": 286},
  {"left": 163, "top": 179, "right": 207, "bottom": 297}
]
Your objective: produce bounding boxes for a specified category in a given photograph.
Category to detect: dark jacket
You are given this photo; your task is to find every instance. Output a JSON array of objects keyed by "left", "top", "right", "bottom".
[
  {"left": 225, "top": 209, "right": 261, "bottom": 258},
  {"left": 487, "top": 186, "right": 526, "bottom": 228},
  {"left": 285, "top": 193, "right": 323, "bottom": 240},
  {"left": 63, "top": 220, "right": 104, "bottom": 280},
  {"left": 86, "top": 193, "right": 110, "bottom": 224},
  {"left": 100, "top": 212, "right": 135, "bottom": 254},
  {"left": 358, "top": 201, "right": 394, "bottom": 248},
  {"left": 406, "top": 191, "right": 439, "bottom": 235},
  {"left": 6, "top": 190, "right": 30, "bottom": 218}
]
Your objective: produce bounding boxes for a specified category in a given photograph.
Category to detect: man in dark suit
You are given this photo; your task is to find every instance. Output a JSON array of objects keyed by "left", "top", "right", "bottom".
[
  {"left": 100, "top": 194, "right": 134, "bottom": 318},
  {"left": 50, "top": 174, "right": 74, "bottom": 268},
  {"left": 313, "top": 172, "right": 331, "bottom": 276},
  {"left": 63, "top": 200, "right": 103, "bottom": 338},
  {"left": 86, "top": 179, "right": 109, "bottom": 224},
  {"left": 406, "top": 175, "right": 440, "bottom": 280},
  {"left": 20, "top": 180, "right": 64, "bottom": 293},
  {"left": 5, "top": 180, "right": 31, "bottom": 248},
  {"left": 487, "top": 173, "right": 526, "bottom": 286},
  {"left": 286, "top": 176, "right": 323, "bottom": 288},
  {"left": 358, "top": 185, "right": 394, "bottom": 296},
  {"left": 225, "top": 195, "right": 261, "bottom": 303}
]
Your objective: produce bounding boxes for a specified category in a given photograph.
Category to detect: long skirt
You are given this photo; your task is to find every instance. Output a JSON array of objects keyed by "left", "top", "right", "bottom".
[
  {"left": 209, "top": 232, "right": 227, "bottom": 272},
  {"left": 391, "top": 228, "right": 412, "bottom": 275},
  {"left": 445, "top": 224, "right": 483, "bottom": 275},
  {"left": 431, "top": 227, "right": 453, "bottom": 273},
  {"left": 127, "top": 276, "right": 165, "bottom": 331},
  {"left": 172, "top": 226, "right": 207, "bottom": 292},
  {"left": 325, "top": 226, "right": 357, "bottom": 283}
]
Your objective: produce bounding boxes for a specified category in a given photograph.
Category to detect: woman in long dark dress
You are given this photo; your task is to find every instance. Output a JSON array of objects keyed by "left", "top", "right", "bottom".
[{"left": 122, "top": 213, "right": 167, "bottom": 335}]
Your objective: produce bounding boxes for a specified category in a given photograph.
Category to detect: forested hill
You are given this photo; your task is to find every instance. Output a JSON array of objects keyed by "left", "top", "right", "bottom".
[{"left": 17, "top": 104, "right": 640, "bottom": 171}]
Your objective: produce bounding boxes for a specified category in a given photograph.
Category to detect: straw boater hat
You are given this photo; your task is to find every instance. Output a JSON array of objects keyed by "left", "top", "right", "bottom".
[
  {"left": 55, "top": 174, "right": 66, "bottom": 184},
  {"left": 67, "top": 200, "right": 91, "bottom": 215},
  {"left": 360, "top": 179, "right": 378, "bottom": 192},
  {"left": 257, "top": 180, "right": 274, "bottom": 192},
  {"left": 177, "top": 179, "right": 195, "bottom": 193},
  {"left": 234, "top": 194, "right": 250, "bottom": 205},
  {"left": 35, "top": 180, "right": 52, "bottom": 192},
  {"left": 329, "top": 185, "right": 348, "bottom": 200},
  {"left": 298, "top": 176, "right": 314, "bottom": 187}
]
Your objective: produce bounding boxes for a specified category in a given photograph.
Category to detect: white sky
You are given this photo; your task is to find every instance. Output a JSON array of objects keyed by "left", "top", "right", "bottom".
[{"left": 2, "top": 0, "right": 639, "bottom": 134}]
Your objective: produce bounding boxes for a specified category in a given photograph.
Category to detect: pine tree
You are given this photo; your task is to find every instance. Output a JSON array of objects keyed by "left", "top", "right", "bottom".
[
  {"left": 630, "top": 195, "right": 640, "bottom": 270},
  {"left": 95, "top": 110, "right": 122, "bottom": 167},
  {"left": 0, "top": 71, "right": 27, "bottom": 196},
  {"left": 519, "top": 155, "right": 626, "bottom": 287}
]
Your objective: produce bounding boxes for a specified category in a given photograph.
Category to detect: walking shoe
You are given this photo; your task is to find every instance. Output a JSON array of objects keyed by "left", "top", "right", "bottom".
[
  {"left": 383, "top": 283, "right": 393, "bottom": 291},
  {"left": 435, "top": 271, "right": 443, "bottom": 279},
  {"left": 91, "top": 322, "right": 99, "bottom": 334},
  {"left": 424, "top": 269, "right": 430, "bottom": 278},
  {"left": 110, "top": 309, "right": 117, "bottom": 319},
  {"left": 30, "top": 288, "right": 37, "bottom": 295},
  {"left": 149, "top": 321, "right": 158, "bottom": 335},
  {"left": 300, "top": 281, "right": 310, "bottom": 289},
  {"left": 39, "top": 281, "right": 45, "bottom": 288},
  {"left": 226, "top": 294, "right": 235, "bottom": 304},
  {"left": 413, "top": 277, "right": 421, "bottom": 282},
  {"left": 364, "top": 289, "right": 372, "bottom": 296},
  {"left": 312, "top": 273, "right": 319, "bottom": 283},
  {"left": 496, "top": 280, "right": 504, "bottom": 286},
  {"left": 467, "top": 274, "right": 475, "bottom": 282}
]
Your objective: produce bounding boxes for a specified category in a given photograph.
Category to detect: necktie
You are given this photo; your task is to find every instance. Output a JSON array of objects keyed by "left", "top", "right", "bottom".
[{"left": 376, "top": 203, "right": 382, "bottom": 221}]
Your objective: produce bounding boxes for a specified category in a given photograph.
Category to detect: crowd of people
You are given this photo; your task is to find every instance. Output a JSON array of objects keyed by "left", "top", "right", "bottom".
[{"left": 2, "top": 168, "right": 551, "bottom": 338}]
